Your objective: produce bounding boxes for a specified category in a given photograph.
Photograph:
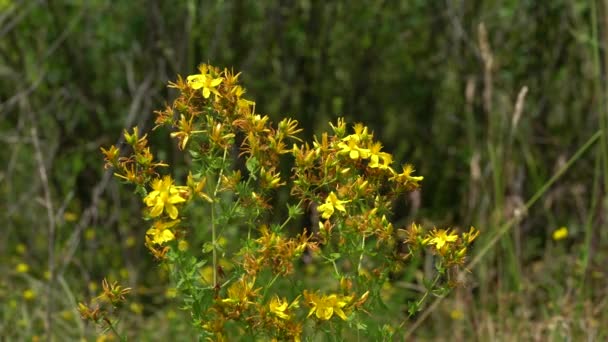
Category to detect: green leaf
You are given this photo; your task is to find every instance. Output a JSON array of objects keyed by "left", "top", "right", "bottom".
[
  {"left": 245, "top": 156, "right": 259, "bottom": 180},
  {"left": 287, "top": 203, "right": 304, "bottom": 218},
  {"left": 202, "top": 242, "right": 214, "bottom": 253}
]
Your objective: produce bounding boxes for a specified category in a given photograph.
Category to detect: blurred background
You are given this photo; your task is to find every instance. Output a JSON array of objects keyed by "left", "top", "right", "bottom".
[{"left": 1, "top": 0, "right": 607, "bottom": 340}]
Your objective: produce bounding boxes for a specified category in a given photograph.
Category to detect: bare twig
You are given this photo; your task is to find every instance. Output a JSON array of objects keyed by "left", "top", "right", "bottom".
[
  {"left": 31, "top": 126, "right": 56, "bottom": 339},
  {"left": 511, "top": 86, "right": 529, "bottom": 133},
  {"left": 478, "top": 23, "right": 493, "bottom": 115}
]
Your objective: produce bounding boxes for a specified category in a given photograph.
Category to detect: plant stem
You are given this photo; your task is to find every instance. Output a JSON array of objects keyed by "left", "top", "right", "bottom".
[
  {"left": 211, "top": 146, "right": 229, "bottom": 287},
  {"left": 357, "top": 235, "right": 366, "bottom": 275}
]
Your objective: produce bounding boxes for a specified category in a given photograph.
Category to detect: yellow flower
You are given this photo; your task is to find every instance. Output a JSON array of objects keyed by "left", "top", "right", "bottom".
[
  {"left": 428, "top": 228, "right": 458, "bottom": 250},
  {"left": 146, "top": 219, "right": 180, "bottom": 245},
  {"left": 463, "top": 226, "right": 480, "bottom": 244},
  {"left": 222, "top": 277, "right": 258, "bottom": 305},
  {"left": 368, "top": 142, "right": 393, "bottom": 169},
  {"left": 178, "top": 240, "right": 189, "bottom": 251},
  {"left": 85, "top": 228, "right": 96, "bottom": 241},
  {"left": 352, "top": 123, "right": 370, "bottom": 140},
  {"left": 96, "top": 334, "right": 115, "bottom": 342},
  {"left": 23, "top": 289, "right": 36, "bottom": 301},
  {"left": 304, "top": 291, "right": 352, "bottom": 321},
  {"left": 129, "top": 302, "right": 144, "bottom": 315},
  {"left": 390, "top": 164, "right": 423, "bottom": 184},
  {"left": 187, "top": 172, "right": 212, "bottom": 203},
  {"left": 16, "top": 243, "right": 26, "bottom": 254},
  {"left": 317, "top": 192, "right": 350, "bottom": 219},
  {"left": 125, "top": 235, "right": 136, "bottom": 248},
  {"left": 165, "top": 287, "right": 178, "bottom": 298},
  {"left": 16, "top": 263, "right": 29, "bottom": 273},
  {"left": 552, "top": 226, "right": 568, "bottom": 241},
  {"left": 269, "top": 296, "right": 290, "bottom": 320},
  {"left": 186, "top": 73, "right": 223, "bottom": 99},
  {"left": 63, "top": 211, "right": 79, "bottom": 222},
  {"left": 144, "top": 176, "right": 186, "bottom": 219},
  {"left": 337, "top": 136, "right": 370, "bottom": 160},
  {"left": 170, "top": 114, "right": 198, "bottom": 150},
  {"left": 450, "top": 309, "right": 464, "bottom": 320}
]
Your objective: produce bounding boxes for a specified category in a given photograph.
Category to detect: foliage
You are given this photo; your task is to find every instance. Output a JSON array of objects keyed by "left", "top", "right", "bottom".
[{"left": 100, "top": 64, "right": 478, "bottom": 340}]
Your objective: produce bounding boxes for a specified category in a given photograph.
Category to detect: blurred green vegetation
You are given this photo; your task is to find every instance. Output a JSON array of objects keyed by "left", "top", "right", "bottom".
[{"left": 1, "top": 0, "right": 607, "bottom": 340}]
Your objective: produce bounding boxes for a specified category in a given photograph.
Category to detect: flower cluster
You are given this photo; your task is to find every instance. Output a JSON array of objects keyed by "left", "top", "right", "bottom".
[{"left": 100, "top": 63, "right": 479, "bottom": 340}]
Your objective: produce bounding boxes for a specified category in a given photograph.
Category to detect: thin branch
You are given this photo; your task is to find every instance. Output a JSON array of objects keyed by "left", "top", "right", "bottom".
[{"left": 31, "top": 126, "right": 56, "bottom": 339}]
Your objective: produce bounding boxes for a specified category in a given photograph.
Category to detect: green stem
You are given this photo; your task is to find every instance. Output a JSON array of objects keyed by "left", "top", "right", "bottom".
[
  {"left": 357, "top": 235, "right": 366, "bottom": 275},
  {"left": 263, "top": 273, "right": 281, "bottom": 298},
  {"left": 211, "top": 146, "right": 229, "bottom": 287},
  {"left": 415, "top": 274, "right": 441, "bottom": 309},
  {"left": 105, "top": 318, "right": 127, "bottom": 342}
]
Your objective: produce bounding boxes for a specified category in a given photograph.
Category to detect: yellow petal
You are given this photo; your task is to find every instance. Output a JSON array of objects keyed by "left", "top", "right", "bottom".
[
  {"left": 155, "top": 229, "right": 175, "bottom": 244},
  {"left": 317, "top": 307, "right": 333, "bottom": 320},
  {"left": 150, "top": 202, "right": 164, "bottom": 217},
  {"left": 168, "top": 194, "right": 186, "bottom": 204},
  {"left": 166, "top": 204, "right": 179, "bottom": 220},
  {"left": 334, "top": 202, "right": 346, "bottom": 212},
  {"left": 187, "top": 75, "right": 205, "bottom": 89},
  {"left": 334, "top": 307, "right": 348, "bottom": 320},
  {"left": 210, "top": 77, "right": 223, "bottom": 87}
]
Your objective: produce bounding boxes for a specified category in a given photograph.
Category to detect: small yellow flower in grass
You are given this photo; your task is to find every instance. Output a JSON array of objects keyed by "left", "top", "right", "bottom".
[
  {"left": 178, "top": 240, "right": 189, "bottom": 251},
  {"left": 16, "top": 263, "right": 29, "bottom": 273},
  {"left": 304, "top": 291, "right": 352, "bottom": 321},
  {"left": 60, "top": 310, "right": 73, "bottom": 321},
  {"left": 450, "top": 309, "right": 464, "bottom": 320},
  {"left": 96, "top": 334, "right": 115, "bottom": 342},
  {"left": 125, "top": 235, "right": 136, "bottom": 248},
  {"left": 64, "top": 211, "right": 78, "bottom": 222},
  {"left": 85, "top": 228, "right": 96, "bottom": 241},
  {"left": 16, "top": 243, "right": 26, "bottom": 254},
  {"left": 428, "top": 228, "right": 459, "bottom": 250},
  {"left": 317, "top": 192, "right": 350, "bottom": 219},
  {"left": 165, "top": 287, "right": 178, "bottom": 299},
  {"left": 552, "top": 226, "right": 568, "bottom": 241},
  {"left": 119, "top": 268, "right": 129, "bottom": 279},
  {"left": 130, "top": 302, "right": 143, "bottom": 315},
  {"left": 144, "top": 176, "right": 186, "bottom": 219},
  {"left": 23, "top": 289, "right": 36, "bottom": 301}
]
